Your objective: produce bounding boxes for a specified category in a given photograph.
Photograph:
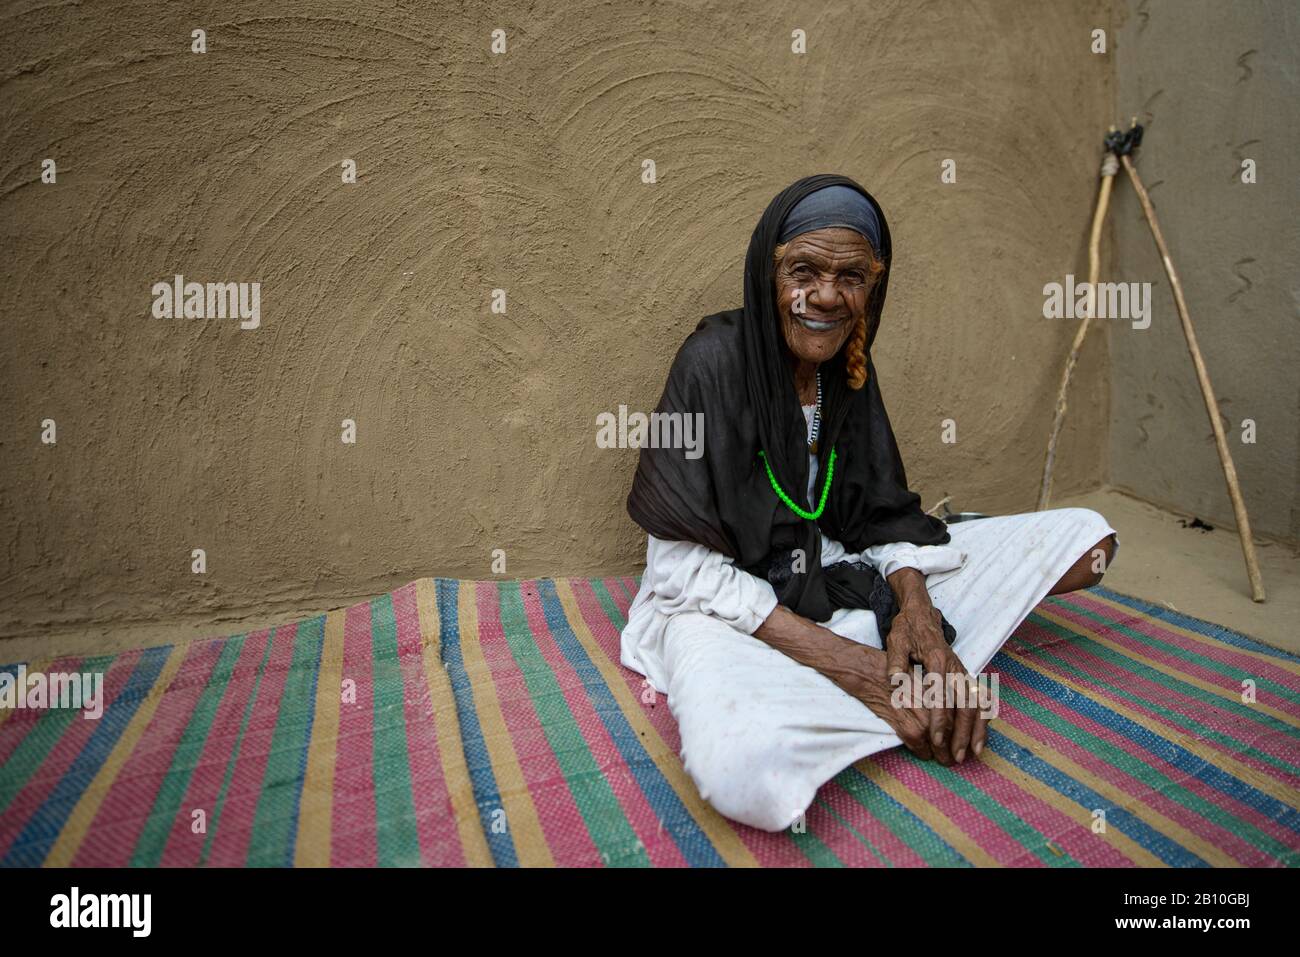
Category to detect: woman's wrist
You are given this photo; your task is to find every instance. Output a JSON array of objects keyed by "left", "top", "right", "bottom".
[
  {"left": 755, "top": 605, "right": 885, "bottom": 699},
  {"left": 886, "top": 566, "right": 932, "bottom": 610}
]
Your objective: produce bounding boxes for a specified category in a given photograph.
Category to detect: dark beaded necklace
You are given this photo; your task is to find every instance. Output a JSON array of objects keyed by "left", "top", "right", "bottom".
[{"left": 808, "top": 369, "right": 822, "bottom": 454}]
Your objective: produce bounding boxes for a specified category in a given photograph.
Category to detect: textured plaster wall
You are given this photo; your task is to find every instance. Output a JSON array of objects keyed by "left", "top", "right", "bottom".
[
  {"left": 1110, "top": 0, "right": 1299, "bottom": 543},
  {"left": 0, "top": 1, "right": 1113, "bottom": 635}
]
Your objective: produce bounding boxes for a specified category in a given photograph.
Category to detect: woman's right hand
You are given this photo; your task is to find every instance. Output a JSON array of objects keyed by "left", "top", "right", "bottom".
[{"left": 851, "top": 645, "right": 938, "bottom": 762}]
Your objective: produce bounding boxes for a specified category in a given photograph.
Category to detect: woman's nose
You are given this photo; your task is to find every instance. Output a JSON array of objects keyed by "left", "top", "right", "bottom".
[{"left": 807, "top": 276, "right": 839, "bottom": 306}]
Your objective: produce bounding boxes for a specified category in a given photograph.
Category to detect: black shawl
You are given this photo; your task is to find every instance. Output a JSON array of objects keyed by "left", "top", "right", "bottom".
[{"left": 626, "top": 173, "right": 953, "bottom": 636}]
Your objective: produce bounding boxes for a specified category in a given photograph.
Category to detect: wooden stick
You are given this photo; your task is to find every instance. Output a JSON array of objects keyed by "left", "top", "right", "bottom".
[
  {"left": 925, "top": 495, "right": 952, "bottom": 517},
  {"left": 1120, "top": 152, "right": 1266, "bottom": 602},
  {"left": 1038, "top": 148, "right": 1119, "bottom": 510}
]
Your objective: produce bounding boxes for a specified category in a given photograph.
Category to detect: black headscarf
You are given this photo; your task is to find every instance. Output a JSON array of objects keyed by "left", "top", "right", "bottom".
[{"left": 626, "top": 173, "right": 953, "bottom": 634}]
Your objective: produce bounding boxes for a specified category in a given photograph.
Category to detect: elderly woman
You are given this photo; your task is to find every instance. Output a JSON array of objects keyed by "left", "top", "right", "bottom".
[{"left": 621, "top": 174, "right": 1118, "bottom": 832}]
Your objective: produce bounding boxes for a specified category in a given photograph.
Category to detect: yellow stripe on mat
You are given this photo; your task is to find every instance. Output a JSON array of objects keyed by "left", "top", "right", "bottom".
[
  {"left": 1035, "top": 605, "right": 1300, "bottom": 731},
  {"left": 993, "top": 717, "right": 1237, "bottom": 866},
  {"left": 1083, "top": 590, "right": 1300, "bottom": 678},
  {"left": 978, "top": 749, "right": 1162, "bottom": 866},
  {"left": 43, "top": 645, "right": 187, "bottom": 867},
  {"left": 455, "top": 581, "right": 554, "bottom": 867},
  {"left": 553, "top": 578, "right": 759, "bottom": 868},
  {"left": 293, "top": 608, "right": 346, "bottom": 867},
  {"left": 852, "top": 758, "right": 1000, "bottom": 867},
  {"left": 417, "top": 578, "right": 493, "bottom": 867},
  {"left": 1001, "top": 645, "right": 1300, "bottom": 808}
]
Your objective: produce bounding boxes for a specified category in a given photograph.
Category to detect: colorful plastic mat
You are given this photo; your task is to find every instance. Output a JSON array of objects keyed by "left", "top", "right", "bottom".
[{"left": 2, "top": 579, "right": 1297, "bottom": 867}]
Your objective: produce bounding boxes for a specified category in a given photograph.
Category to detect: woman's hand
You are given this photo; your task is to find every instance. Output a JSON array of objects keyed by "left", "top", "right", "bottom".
[
  {"left": 754, "top": 605, "right": 937, "bottom": 760},
  {"left": 884, "top": 569, "right": 990, "bottom": 765},
  {"left": 849, "top": 644, "right": 938, "bottom": 762},
  {"left": 752, "top": 603, "right": 984, "bottom": 764}
]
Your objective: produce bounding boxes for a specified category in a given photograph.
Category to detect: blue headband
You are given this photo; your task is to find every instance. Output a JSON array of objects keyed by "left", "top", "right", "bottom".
[{"left": 777, "top": 184, "right": 881, "bottom": 252}]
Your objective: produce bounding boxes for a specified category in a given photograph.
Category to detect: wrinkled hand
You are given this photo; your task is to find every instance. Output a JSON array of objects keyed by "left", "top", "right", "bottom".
[
  {"left": 851, "top": 645, "right": 937, "bottom": 761},
  {"left": 886, "top": 601, "right": 989, "bottom": 765}
]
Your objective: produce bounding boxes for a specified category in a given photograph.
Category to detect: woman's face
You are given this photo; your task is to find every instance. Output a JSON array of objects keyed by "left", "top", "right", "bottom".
[{"left": 774, "top": 227, "right": 872, "bottom": 367}]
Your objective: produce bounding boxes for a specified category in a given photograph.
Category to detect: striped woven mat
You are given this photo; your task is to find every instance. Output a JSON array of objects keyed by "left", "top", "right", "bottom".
[{"left": 2, "top": 579, "right": 1297, "bottom": 867}]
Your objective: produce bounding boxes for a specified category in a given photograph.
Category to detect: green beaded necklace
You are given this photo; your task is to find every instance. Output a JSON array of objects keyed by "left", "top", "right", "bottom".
[{"left": 757, "top": 446, "right": 837, "bottom": 521}]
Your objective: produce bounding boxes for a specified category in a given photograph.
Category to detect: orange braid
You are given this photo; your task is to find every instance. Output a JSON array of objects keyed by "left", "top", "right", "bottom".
[{"left": 843, "top": 314, "right": 869, "bottom": 389}]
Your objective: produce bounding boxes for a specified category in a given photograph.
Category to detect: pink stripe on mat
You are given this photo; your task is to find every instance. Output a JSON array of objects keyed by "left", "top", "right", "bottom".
[
  {"left": 72, "top": 640, "right": 223, "bottom": 865},
  {"left": 517, "top": 582, "right": 687, "bottom": 867},
  {"left": 475, "top": 582, "right": 599, "bottom": 865},
  {"left": 798, "top": 793, "right": 890, "bottom": 866},
  {"left": 995, "top": 692, "right": 1274, "bottom": 865},
  {"left": 872, "top": 748, "right": 1033, "bottom": 866},
  {"left": 159, "top": 629, "right": 272, "bottom": 866},
  {"left": 616, "top": 578, "right": 639, "bottom": 606},
  {"left": 1016, "top": 620, "right": 1300, "bottom": 786},
  {"left": 812, "top": 781, "right": 930, "bottom": 867},
  {"left": 204, "top": 622, "right": 298, "bottom": 866},
  {"left": 0, "top": 655, "right": 124, "bottom": 860},
  {"left": 968, "top": 760, "right": 1132, "bottom": 866},
  {"left": 330, "top": 605, "right": 379, "bottom": 867},
  {"left": 1068, "top": 593, "right": 1300, "bottom": 692},
  {"left": 0, "top": 655, "right": 86, "bottom": 770},
  {"left": 390, "top": 583, "right": 465, "bottom": 866},
  {"left": 1047, "top": 599, "right": 1300, "bottom": 714}
]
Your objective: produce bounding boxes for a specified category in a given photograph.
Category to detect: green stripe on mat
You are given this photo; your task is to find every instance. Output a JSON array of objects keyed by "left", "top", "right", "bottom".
[
  {"left": 1025, "top": 614, "right": 1300, "bottom": 776},
  {"left": 589, "top": 579, "right": 628, "bottom": 632},
  {"left": 999, "top": 684, "right": 1292, "bottom": 860},
  {"left": 200, "top": 631, "right": 274, "bottom": 865},
  {"left": 789, "top": 824, "right": 842, "bottom": 867},
  {"left": 1029, "top": 614, "right": 1300, "bottom": 740},
  {"left": 812, "top": 797, "right": 893, "bottom": 866},
  {"left": 132, "top": 638, "right": 246, "bottom": 866},
  {"left": 838, "top": 767, "right": 969, "bottom": 867},
  {"left": 0, "top": 655, "right": 115, "bottom": 815},
  {"left": 914, "top": 759, "right": 1078, "bottom": 867},
  {"left": 498, "top": 581, "right": 649, "bottom": 867},
  {"left": 371, "top": 594, "right": 420, "bottom": 866},
  {"left": 249, "top": 617, "right": 326, "bottom": 866},
  {"left": 1052, "top": 594, "right": 1298, "bottom": 700}
]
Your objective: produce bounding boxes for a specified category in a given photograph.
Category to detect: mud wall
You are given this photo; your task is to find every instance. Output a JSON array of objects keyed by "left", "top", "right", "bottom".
[{"left": 0, "top": 1, "right": 1113, "bottom": 634}]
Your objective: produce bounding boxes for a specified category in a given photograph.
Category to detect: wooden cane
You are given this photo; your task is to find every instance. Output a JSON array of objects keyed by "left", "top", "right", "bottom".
[
  {"left": 1038, "top": 145, "right": 1119, "bottom": 510},
  {"left": 1119, "top": 151, "right": 1266, "bottom": 602}
]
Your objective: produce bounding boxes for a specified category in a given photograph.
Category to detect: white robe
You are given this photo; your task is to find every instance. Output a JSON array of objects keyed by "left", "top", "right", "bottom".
[{"left": 619, "top": 406, "right": 1118, "bottom": 831}]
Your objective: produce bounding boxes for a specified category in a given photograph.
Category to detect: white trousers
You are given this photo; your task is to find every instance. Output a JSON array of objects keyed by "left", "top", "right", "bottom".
[{"left": 660, "top": 507, "right": 1118, "bottom": 831}]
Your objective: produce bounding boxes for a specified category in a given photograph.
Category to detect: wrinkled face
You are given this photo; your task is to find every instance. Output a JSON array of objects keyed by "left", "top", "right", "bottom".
[{"left": 774, "top": 227, "right": 873, "bottom": 367}]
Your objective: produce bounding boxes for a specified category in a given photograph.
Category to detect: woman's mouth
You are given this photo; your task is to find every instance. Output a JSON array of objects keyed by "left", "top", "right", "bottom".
[{"left": 797, "top": 315, "right": 843, "bottom": 332}]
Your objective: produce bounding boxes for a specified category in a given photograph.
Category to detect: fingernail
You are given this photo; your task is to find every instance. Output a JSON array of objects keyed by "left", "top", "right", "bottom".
[
  {"left": 973, "top": 741, "right": 984, "bottom": 757},
  {"left": 955, "top": 748, "right": 966, "bottom": 762},
  {"left": 935, "top": 731, "right": 945, "bottom": 746}
]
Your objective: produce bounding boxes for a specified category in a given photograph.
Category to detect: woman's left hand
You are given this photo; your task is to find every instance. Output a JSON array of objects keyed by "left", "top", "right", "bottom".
[{"left": 884, "top": 570, "right": 988, "bottom": 765}]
